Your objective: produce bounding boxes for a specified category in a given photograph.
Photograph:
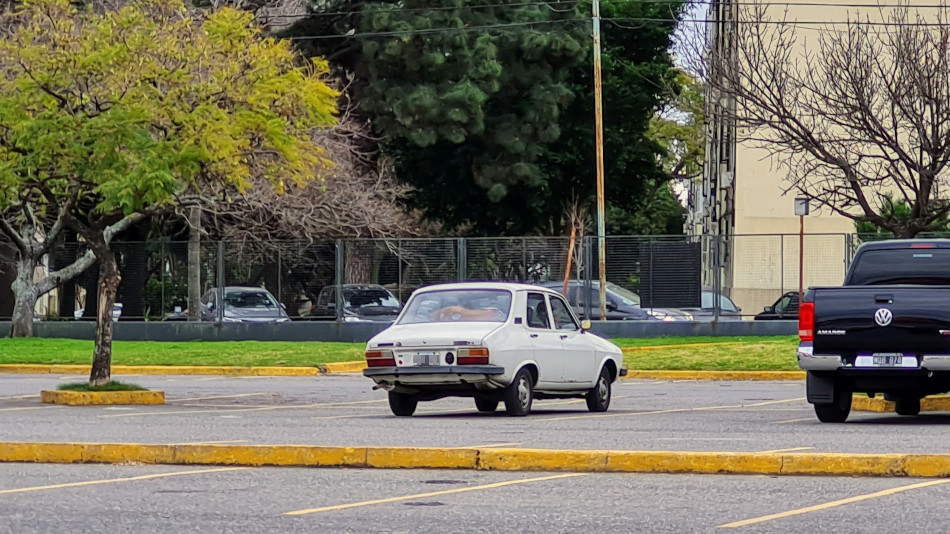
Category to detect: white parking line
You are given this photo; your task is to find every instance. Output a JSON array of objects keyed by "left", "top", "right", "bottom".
[
  {"left": 539, "top": 397, "right": 806, "bottom": 423},
  {"left": 168, "top": 393, "right": 276, "bottom": 403}
]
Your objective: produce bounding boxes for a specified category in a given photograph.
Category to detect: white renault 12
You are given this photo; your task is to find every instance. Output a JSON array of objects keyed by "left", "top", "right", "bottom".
[{"left": 362, "top": 282, "right": 627, "bottom": 417}]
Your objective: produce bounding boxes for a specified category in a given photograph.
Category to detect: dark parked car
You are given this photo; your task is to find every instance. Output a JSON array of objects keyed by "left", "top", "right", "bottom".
[
  {"left": 674, "top": 287, "right": 743, "bottom": 321},
  {"left": 541, "top": 281, "right": 692, "bottom": 321},
  {"left": 754, "top": 291, "right": 799, "bottom": 320},
  {"left": 311, "top": 284, "right": 402, "bottom": 322},
  {"left": 199, "top": 286, "right": 290, "bottom": 323}
]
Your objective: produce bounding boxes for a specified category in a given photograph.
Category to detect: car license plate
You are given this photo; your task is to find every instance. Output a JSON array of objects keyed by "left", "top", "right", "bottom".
[
  {"left": 412, "top": 352, "right": 439, "bottom": 366},
  {"left": 855, "top": 353, "right": 914, "bottom": 368}
]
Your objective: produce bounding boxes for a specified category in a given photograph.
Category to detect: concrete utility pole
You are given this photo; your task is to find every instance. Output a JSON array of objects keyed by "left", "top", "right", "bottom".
[{"left": 593, "top": 0, "right": 608, "bottom": 320}]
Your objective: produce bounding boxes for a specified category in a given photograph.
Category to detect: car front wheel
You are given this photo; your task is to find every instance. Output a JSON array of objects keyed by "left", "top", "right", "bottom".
[
  {"left": 388, "top": 392, "right": 418, "bottom": 417},
  {"left": 586, "top": 367, "right": 611, "bottom": 412},
  {"left": 504, "top": 368, "right": 534, "bottom": 416}
]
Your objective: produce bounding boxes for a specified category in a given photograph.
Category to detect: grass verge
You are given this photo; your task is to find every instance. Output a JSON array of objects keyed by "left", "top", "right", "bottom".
[
  {"left": 57, "top": 380, "right": 149, "bottom": 392},
  {"left": 0, "top": 335, "right": 800, "bottom": 371}
]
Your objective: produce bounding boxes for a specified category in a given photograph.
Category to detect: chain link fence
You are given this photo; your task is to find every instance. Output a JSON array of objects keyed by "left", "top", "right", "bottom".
[{"left": 0, "top": 233, "right": 860, "bottom": 322}]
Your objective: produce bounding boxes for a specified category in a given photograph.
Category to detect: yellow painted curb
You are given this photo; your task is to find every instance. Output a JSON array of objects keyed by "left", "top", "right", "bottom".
[
  {"left": 0, "top": 363, "right": 366, "bottom": 377},
  {"left": 852, "top": 395, "right": 950, "bottom": 413},
  {"left": 622, "top": 370, "right": 805, "bottom": 381},
  {"left": 5, "top": 442, "right": 950, "bottom": 478},
  {"left": 40, "top": 390, "right": 165, "bottom": 406}
]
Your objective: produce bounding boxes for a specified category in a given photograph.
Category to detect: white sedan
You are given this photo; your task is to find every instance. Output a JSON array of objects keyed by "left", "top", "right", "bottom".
[{"left": 362, "top": 282, "right": 627, "bottom": 417}]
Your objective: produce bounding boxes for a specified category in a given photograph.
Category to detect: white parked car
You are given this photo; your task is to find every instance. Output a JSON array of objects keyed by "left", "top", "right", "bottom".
[{"left": 362, "top": 282, "right": 627, "bottom": 417}]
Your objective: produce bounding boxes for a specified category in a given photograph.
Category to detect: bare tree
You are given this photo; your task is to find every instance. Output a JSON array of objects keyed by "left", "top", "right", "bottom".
[{"left": 700, "top": 2, "right": 950, "bottom": 237}]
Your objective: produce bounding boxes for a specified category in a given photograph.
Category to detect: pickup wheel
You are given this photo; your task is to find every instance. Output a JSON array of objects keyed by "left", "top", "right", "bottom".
[
  {"left": 814, "top": 386, "right": 851, "bottom": 423},
  {"left": 474, "top": 396, "right": 499, "bottom": 413},
  {"left": 504, "top": 367, "right": 534, "bottom": 416},
  {"left": 895, "top": 398, "right": 921, "bottom": 416},
  {"left": 388, "top": 392, "right": 418, "bottom": 417},
  {"left": 586, "top": 367, "right": 612, "bottom": 412}
]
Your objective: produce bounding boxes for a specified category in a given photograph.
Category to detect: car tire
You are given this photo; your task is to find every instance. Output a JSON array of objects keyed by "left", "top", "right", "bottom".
[
  {"left": 474, "top": 396, "right": 499, "bottom": 413},
  {"left": 388, "top": 392, "right": 418, "bottom": 417},
  {"left": 586, "top": 367, "right": 612, "bottom": 412},
  {"left": 895, "top": 398, "right": 921, "bottom": 416},
  {"left": 504, "top": 368, "right": 534, "bottom": 417},
  {"left": 814, "top": 385, "right": 851, "bottom": 423}
]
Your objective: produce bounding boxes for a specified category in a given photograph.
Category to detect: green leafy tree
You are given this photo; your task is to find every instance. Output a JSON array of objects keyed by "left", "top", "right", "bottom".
[{"left": 0, "top": 0, "right": 338, "bottom": 385}]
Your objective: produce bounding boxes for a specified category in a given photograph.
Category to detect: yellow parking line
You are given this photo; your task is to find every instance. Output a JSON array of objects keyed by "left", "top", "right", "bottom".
[
  {"left": 0, "top": 467, "right": 249, "bottom": 496},
  {"left": 169, "top": 393, "right": 275, "bottom": 403},
  {"left": 774, "top": 417, "right": 814, "bottom": 424},
  {"left": 718, "top": 479, "right": 950, "bottom": 529},
  {"left": 285, "top": 473, "right": 586, "bottom": 516},
  {"left": 755, "top": 447, "right": 815, "bottom": 454},
  {"left": 540, "top": 397, "right": 806, "bottom": 423},
  {"left": 101, "top": 398, "right": 388, "bottom": 418}
]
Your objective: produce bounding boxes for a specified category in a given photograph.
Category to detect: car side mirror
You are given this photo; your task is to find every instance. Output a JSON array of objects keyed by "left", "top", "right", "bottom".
[
  {"left": 606, "top": 301, "right": 618, "bottom": 311},
  {"left": 580, "top": 319, "right": 592, "bottom": 331},
  {"left": 764, "top": 306, "right": 773, "bottom": 313}
]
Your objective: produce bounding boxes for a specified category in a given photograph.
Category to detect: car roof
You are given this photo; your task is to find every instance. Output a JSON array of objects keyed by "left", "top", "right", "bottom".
[
  {"left": 856, "top": 239, "right": 950, "bottom": 251},
  {"left": 224, "top": 286, "right": 270, "bottom": 293},
  {"left": 416, "top": 281, "right": 561, "bottom": 294}
]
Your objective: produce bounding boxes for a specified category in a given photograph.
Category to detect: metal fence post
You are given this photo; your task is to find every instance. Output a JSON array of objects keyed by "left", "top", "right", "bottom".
[
  {"left": 458, "top": 238, "right": 467, "bottom": 281},
  {"left": 216, "top": 240, "right": 225, "bottom": 325},
  {"left": 335, "top": 239, "right": 344, "bottom": 321},
  {"left": 713, "top": 235, "right": 721, "bottom": 322},
  {"left": 160, "top": 241, "right": 166, "bottom": 319},
  {"left": 780, "top": 234, "right": 784, "bottom": 293},
  {"left": 277, "top": 246, "right": 282, "bottom": 305},
  {"left": 584, "top": 236, "right": 593, "bottom": 320}
]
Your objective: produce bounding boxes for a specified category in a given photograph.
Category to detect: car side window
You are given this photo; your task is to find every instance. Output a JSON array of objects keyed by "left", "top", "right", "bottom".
[
  {"left": 526, "top": 292, "right": 551, "bottom": 329},
  {"left": 721, "top": 296, "right": 738, "bottom": 313},
  {"left": 549, "top": 296, "right": 579, "bottom": 331},
  {"left": 776, "top": 295, "right": 792, "bottom": 314}
]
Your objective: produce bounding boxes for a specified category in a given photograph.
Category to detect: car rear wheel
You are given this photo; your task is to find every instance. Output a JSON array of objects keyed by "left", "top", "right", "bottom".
[
  {"left": 814, "top": 385, "right": 851, "bottom": 423},
  {"left": 895, "top": 398, "right": 921, "bottom": 416},
  {"left": 504, "top": 368, "right": 534, "bottom": 416},
  {"left": 474, "top": 396, "right": 499, "bottom": 413},
  {"left": 585, "top": 367, "right": 611, "bottom": 412},
  {"left": 388, "top": 392, "right": 418, "bottom": 417}
]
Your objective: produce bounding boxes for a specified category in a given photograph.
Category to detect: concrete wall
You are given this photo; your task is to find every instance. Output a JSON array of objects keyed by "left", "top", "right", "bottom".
[{"left": 0, "top": 320, "right": 797, "bottom": 343}]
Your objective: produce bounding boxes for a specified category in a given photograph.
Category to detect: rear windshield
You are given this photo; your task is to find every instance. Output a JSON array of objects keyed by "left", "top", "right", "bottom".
[
  {"left": 399, "top": 289, "right": 512, "bottom": 325},
  {"left": 849, "top": 248, "right": 950, "bottom": 285}
]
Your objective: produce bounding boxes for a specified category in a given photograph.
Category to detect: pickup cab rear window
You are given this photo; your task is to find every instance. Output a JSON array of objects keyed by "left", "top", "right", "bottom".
[{"left": 849, "top": 249, "right": 950, "bottom": 285}]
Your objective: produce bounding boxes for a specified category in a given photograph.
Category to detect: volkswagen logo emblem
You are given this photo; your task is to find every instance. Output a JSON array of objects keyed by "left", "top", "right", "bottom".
[{"left": 874, "top": 308, "right": 893, "bottom": 327}]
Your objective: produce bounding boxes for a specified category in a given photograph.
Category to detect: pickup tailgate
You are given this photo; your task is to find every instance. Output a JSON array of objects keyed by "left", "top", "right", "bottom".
[{"left": 813, "top": 286, "right": 950, "bottom": 355}]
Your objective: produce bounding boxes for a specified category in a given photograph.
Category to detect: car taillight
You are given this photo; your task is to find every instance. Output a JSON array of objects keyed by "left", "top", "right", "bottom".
[
  {"left": 799, "top": 302, "right": 815, "bottom": 342},
  {"left": 911, "top": 243, "right": 936, "bottom": 249},
  {"left": 365, "top": 349, "right": 395, "bottom": 367},
  {"left": 457, "top": 347, "right": 489, "bottom": 365}
]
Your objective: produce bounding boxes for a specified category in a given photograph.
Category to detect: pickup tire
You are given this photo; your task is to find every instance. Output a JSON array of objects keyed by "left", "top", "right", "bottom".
[
  {"left": 814, "top": 386, "right": 851, "bottom": 423},
  {"left": 504, "top": 367, "right": 534, "bottom": 416},
  {"left": 388, "top": 392, "right": 418, "bottom": 417},
  {"left": 585, "top": 367, "right": 611, "bottom": 412},
  {"left": 895, "top": 398, "right": 921, "bottom": 416},
  {"left": 474, "top": 396, "right": 499, "bottom": 413}
]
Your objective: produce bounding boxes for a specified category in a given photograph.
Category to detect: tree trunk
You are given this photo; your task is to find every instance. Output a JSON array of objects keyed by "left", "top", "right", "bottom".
[
  {"left": 187, "top": 206, "right": 201, "bottom": 321},
  {"left": 89, "top": 249, "right": 120, "bottom": 387},
  {"left": 9, "top": 255, "right": 39, "bottom": 338}
]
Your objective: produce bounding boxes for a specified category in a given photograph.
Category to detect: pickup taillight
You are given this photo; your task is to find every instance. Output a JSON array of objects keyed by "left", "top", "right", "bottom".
[
  {"left": 457, "top": 347, "right": 489, "bottom": 365},
  {"left": 799, "top": 302, "right": 815, "bottom": 342},
  {"left": 365, "top": 349, "right": 395, "bottom": 367}
]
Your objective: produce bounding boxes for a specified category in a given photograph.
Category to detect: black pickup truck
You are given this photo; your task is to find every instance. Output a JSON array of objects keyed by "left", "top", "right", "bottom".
[{"left": 799, "top": 239, "right": 950, "bottom": 422}]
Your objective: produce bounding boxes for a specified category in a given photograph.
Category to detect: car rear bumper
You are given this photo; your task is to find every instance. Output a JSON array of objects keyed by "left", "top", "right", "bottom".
[
  {"left": 797, "top": 344, "right": 950, "bottom": 372},
  {"left": 363, "top": 365, "right": 505, "bottom": 378}
]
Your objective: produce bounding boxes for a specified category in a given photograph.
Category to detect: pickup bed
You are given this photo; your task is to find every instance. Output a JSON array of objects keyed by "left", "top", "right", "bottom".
[{"left": 799, "top": 239, "right": 950, "bottom": 422}]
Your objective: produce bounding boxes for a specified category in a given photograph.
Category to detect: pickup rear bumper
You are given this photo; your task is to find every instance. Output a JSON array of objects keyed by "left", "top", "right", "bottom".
[{"left": 797, "top": 344, "right": 950, "bottom": 371}]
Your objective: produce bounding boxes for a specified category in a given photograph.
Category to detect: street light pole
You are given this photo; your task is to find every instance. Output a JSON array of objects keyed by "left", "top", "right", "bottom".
[
  {"left": 593, "top": 0, "right": 607, "bottom": 320},
  {"left": 794, "top": 198, "right": 810, "bottom": 303}
]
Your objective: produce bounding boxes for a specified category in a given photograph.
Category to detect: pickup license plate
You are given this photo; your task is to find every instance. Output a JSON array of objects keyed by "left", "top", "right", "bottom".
[
  {"left": 855, "top": 353, "right": 913, "bottom": 368},
  {"left": 412, "top": 352, "right": 439, "bottom": 366}
]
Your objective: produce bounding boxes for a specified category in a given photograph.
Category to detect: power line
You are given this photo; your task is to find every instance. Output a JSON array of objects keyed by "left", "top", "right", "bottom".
[{"left": 286, "top": 18, "right": 589, "bottom": 40}]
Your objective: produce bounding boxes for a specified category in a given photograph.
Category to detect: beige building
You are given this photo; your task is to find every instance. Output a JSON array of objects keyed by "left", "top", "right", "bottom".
[{"left": 696, "top": 0, "right": 924, "bottom": 315}]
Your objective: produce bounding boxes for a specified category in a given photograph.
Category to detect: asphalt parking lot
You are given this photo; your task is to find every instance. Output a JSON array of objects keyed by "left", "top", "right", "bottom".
[
  {"left": 3, "top": 462, "right": 950, "bottom": 533},
  {"left": 3, "top": 373, "right": 950, "bottom": 453}
]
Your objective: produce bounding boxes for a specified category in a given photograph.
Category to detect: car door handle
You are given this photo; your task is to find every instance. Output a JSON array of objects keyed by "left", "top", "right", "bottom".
[
  {"left": 559, "top": 335, "right": 568, "bottom": 340},
  {"left": 874, "top": 294, "right": 893, "bottom": 303},
  {"left": 530, "top": 334, "right": 539, "bottom": 338}
]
